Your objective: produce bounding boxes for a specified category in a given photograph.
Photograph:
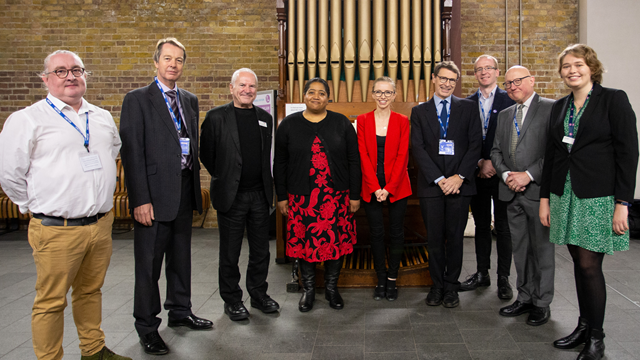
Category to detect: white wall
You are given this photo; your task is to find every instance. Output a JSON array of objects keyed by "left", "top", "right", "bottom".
[{"left": 579, "top": 0, "right": 640, "bottom": 198}]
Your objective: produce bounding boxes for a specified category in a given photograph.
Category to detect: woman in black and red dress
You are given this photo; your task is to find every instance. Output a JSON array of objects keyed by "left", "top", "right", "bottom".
[{"left": 274, "top": 78, "right": 361, "bottom": 312}]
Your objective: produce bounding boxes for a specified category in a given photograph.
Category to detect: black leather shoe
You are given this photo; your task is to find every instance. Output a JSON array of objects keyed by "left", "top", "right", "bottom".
[
  {"left": 442, "top": 290, "right": 460, "bottom": 308},
  {"left": 554, "top": 317, "right": 590, "bottom": 349},
  {"left": 251, "top": 295, "right": 280, "bottom": 313},
  {"left": 526, "top": 306, "right": 550, "bottom": 326},
  {"left": 140, "top": 331, "right": 169, "bottom": 355},
  {"left": 577, "top": 328, "right": 605, "bottom": 360},
  {"left": 385, "top": 286, "right": 398, "bottom": 301},
  {"left": 459, "top": 272, "right": 490, "bottom": 291},
  {"left": 373, "top": 285, "right": 386, "bottom": 301},
  {"left": 499, "top": 300, "right": 534, "bottom": 317},
  {"left": 497, "top": 275, "right": 513, "bottom": 300},
  {"left": 168, "top": 314, "right": 213, "bottom": 330},
  {"left": 425, "top": 288, "right": 443, "bottom": 306},
  {"left": 224, "top": 302, "right": 250, "bottom": 321}
]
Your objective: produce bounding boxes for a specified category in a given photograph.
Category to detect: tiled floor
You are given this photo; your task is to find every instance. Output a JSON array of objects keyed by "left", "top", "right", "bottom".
[{"left": 1, "top": 228, "right": 639, "bottom": 359}]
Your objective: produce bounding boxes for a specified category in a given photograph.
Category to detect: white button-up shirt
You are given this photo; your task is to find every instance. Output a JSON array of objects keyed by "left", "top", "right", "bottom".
[{"left": 0, "top": 94, "right": 121, "bottom": 218}]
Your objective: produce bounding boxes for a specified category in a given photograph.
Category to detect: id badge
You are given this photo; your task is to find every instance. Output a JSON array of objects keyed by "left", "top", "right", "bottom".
[
  {"left": 562, "top": 136, "right": 575, "bottom": 145},
  {"left": 80, "top": 153, "right": 102, "bottom": 172},
  {"left": 438, "top": 139, "right": 455, "bottom": 155},
  {"left": 180, "top": 138, "right": 190, "bottom": 155}
]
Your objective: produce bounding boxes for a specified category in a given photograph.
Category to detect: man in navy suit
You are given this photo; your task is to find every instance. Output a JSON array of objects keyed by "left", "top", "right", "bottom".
[
  {"left": 411, "top": 61, "right": 482, "bottom": 308},
  {"left": 460, "top": 55, "right": 515, "bottom": 300},
  {"left": 120, "top": 38, "right": 212, "bottom": 356}
]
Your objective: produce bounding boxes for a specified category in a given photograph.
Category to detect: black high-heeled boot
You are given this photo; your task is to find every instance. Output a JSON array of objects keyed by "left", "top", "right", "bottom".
[
  {"left": 298, "top": 259, "right": 316, "bottom": 312},
  {"left": 553, "top": 317, "right": 589, "bottom": 349},
  {"left": 577, "top": 328, "right": 605, "bottom": 360},
  {"left": 324, "top": 258, "right": 344, "bottom": 310}
]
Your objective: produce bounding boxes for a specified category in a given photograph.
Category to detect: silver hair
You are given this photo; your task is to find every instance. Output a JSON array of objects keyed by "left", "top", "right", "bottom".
[
  {"left": 230, "top": 68, "right": 258, "bottom": 87},
  {"left": 40, "top": 50, "right": 89, "bottom": 77}
]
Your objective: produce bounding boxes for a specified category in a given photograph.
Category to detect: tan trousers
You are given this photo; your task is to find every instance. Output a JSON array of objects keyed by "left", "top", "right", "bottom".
[{"left": 28, "top": 211, "right": 114, "bottom": 360}]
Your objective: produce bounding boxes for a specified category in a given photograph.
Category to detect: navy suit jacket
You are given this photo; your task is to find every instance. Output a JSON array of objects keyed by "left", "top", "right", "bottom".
[{"left": 467, "top": 87, "right": 515, "bottom": 160}]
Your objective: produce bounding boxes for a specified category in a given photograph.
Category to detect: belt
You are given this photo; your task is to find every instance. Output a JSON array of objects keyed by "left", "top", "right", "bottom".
[{"left": 33, "top": 213, "right": 108, "bottom": 227}]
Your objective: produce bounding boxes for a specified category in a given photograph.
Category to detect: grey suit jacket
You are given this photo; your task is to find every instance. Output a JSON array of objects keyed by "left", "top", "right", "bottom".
[{"left": 491, "top": 93, "right": 555, "bottom": 202}]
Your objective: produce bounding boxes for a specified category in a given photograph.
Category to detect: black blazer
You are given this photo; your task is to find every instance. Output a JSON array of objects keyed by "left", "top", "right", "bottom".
[
  {"left": 200, "top": 102, "right": 274, "bottom": 213},
  {"left": 274, "top": 110, "right": 361, "bottom": 201},
  {"left": 540, "top": 84, "right": 639, "bottom": 202},
  {"left": 467, "top": 87, "right": 515, "bottom": 160},
  {"left": 411, "top": 96, "right": 483, "bottom": 197},
  {"left": 120, "top": 82, "right": 203, "bottom": 221}
]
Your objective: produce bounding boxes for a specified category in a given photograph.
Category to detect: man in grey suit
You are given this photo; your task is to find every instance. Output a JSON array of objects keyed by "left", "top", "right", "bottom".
[{"left": 491, "top": 66, "right": 555, "bottom": 326}]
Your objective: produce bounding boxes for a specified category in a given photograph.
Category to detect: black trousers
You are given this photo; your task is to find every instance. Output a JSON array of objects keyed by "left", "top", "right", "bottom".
[
  {"left": 217, "top": 190, "right": 271, "bottom": 304},
  {"left": 362, "top": 195, "right": 408, "bottom": 280},
  {"left": 420, "top": 195, "right": 471, "bottom": 292},
  {"left": 469, "top": 176, "right": 512, "bottom": 276},
  {"left": 133, "top": 170, "right": 194, "bottom": 336}
]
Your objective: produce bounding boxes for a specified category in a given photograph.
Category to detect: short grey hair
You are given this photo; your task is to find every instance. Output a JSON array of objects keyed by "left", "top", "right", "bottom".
[
  {"left": 230, "top": 68, "right": 258, "bottom": 87},
  {"left": 40, "top": 50, "right": 88, "bottom": 77}
]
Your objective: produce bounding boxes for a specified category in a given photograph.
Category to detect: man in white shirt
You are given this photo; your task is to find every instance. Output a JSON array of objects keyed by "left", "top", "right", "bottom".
[{"left": 0, "top": 50, "right": 128, "bottom": 360}]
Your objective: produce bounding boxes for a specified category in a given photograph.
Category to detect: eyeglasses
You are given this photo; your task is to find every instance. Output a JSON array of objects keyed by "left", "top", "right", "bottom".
[
  {"left": 503, "top": 76, "right": 530, "bottom": 89},
  {"left": 46, "top": 68, "right": 85, "bottom": 79},
  {"left": 474, "top": 66, "right": 497, "bottom": 73},
  {"left": 372, "top": 90, "right": 395, "bottom": 98},
  {"left": 435, "top": 75, "right": 457, "bottom": 85}
]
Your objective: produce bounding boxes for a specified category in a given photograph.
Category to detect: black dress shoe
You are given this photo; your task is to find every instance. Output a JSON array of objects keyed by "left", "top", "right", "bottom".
[
  {"left": 499, "top": 300, "right": 534, "bottom": 317},
  {"left": 526, "top": 306, "right": 550, "bottom": 326},
  {"left": 459, "top": 272, "right": 490, "bottom": 291},
  {"left": 385, "top": 286, "right": 398, "bottom": 301},
  {"left": 139, "top": 331, "right": 169, "bottom": 355},
  {"left": 224, "top": 301, "right": 250, "bottom": 321},
  {"left": 577, "top": 328, "right": 605, "bottom": 360},
  {"left": 168, "top": 314, "right": 213, "bottom": 330},
  {"left": 373, "top": 285, "right": 386, "bottom": 301},
  {"left": 554, "top": 317, "right": 589, "bottom": 349},
  {"left": 250, "top": 295, "right": 280, "bottom": 313},
  {"left": 497, "top": 275, "right": 513, "bottom": 300},
  {"left": 425, "top": 288, "right": 443, "bottom": 306},
  {"left": 442, "top": 290, "right": 459, "bottom": 308}
]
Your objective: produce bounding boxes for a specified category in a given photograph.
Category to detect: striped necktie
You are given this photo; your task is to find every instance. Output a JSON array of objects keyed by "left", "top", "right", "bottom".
[{"left": 510, "top": 104, "right": 523, "bottom": 168}]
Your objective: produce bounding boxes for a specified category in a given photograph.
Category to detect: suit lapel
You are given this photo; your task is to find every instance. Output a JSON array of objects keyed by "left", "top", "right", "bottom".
[
  {"left": 178, "top": 89, "right": 198, "bottom": 153},
  {"left": 572, "top": 84, "right": 602, "bottom": 150},
  {"left": 148, "top": 83, "right": 180, "bottom": 144},
  {"left": 518, "top": 93, "right": 539, "bottom": 143},
  {"left": 225, "top": 103, "right": 242, "bottom": 152},
  {"left": 425, "top": 99, "right": 440, "bottom": 139},
  {"left": 447, "top": 96, "right": 461, "bottom": 139}
]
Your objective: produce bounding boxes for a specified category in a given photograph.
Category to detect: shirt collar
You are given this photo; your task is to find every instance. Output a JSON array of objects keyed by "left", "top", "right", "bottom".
[
  {"left": 478, "top": 85, "right": 497, "bottom": 100},
  {"left": 433, "top": 94, "right": 452, "bottom": 107},
  {"left": 157, "top": 78, "right": 178, "bottom": 93},
  {"left": 46, "top": 93, "right": 91, "bottom": 114},
  {"left": 521, "top": 91, "right": 536, "bottom": 109}
]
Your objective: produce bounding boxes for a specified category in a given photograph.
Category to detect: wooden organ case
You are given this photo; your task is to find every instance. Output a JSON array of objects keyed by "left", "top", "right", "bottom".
[{"left": 275, "top": 0, "right": 461, "bottom": 287}]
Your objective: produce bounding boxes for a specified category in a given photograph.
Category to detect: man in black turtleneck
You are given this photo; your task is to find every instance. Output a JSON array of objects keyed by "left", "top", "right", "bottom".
[{"left": 200, "top": 68, "right": 278, "bottom": 321}]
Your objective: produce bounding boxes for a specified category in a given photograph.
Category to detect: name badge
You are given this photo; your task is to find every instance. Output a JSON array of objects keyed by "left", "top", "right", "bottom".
[
  {"left": 180, "top": 138, "right": 190, "bottom": 155},
  {"left": 562, "top": 136, "right": 575, "bottom": 145},
  {"left": 439, "top": 139, "right": 455, "bottom": 155},
  {"left": 258, "top": 120, "right": 267, "bottom": 128},
  {"left": 80, "top": 153, "right": 102, "bottom": 172}
]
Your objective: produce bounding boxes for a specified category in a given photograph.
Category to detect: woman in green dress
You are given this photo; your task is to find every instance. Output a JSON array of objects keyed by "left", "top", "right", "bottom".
[{"left": 539, "top": 44, "right": 639, "bottom": 360}]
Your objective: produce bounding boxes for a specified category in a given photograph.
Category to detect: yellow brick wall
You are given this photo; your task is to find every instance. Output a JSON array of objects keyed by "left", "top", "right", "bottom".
[{"left": 0, "top": 0, "right": 577, "bottom": 228}]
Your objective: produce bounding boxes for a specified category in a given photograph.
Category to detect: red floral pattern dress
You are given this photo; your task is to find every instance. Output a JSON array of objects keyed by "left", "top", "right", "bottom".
[{"left": 286, "top": 136, "right": 357, "bottom": 262}]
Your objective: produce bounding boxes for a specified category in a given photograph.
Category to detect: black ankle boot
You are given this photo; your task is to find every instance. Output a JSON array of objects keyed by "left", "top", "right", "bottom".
[
  {"left": 298, "top": 260, "right": 316, "bottom": 312},
  {"left": 553, "top": 317, "right": 589, "bottom": 349},
  {"left": 324, "top": 258, "right": 344, "bottom": 310},
  {"left": 385, "top": 279, "right": 397, "bottom": 301},
  {"left": 577, "top": 328, "right": 605, "bottom": 360}
]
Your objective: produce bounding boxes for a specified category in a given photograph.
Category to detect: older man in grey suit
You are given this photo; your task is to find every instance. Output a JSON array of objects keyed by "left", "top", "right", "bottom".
[{"left": 491, "top": 66, "right": 555, "bottom": 326}]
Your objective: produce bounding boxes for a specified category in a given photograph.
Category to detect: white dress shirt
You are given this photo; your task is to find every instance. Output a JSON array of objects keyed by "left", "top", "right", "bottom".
[{"left": 0, "top": 94, "right": 121, "bottom": 218}]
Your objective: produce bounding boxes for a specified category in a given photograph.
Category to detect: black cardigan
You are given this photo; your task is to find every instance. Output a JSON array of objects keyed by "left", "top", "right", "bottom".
[
  {"left": 540, "top": 84, "right": 639, "bottom": 202},
  {"left": 274, "top": 110, "right": 361, "bottom": 201}
]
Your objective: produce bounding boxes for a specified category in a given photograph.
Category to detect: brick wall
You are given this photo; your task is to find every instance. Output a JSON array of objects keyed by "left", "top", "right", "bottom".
[
  {"left": 0, "top": 0, "right": 577, "bottom": 228},
  {"left": 460, "top": 0, "right": 578, "bottom": 99}
]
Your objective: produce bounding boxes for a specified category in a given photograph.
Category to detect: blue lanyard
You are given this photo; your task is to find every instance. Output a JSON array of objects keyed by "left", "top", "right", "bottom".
[
  {"left": 437, "top": 102, "right": 450, "bottom": 139},
  {"left": 478, "top": 90, "right": 489, "bottom": 140},
  {"left": 568, "top": 91, "right": 591, "bottom": 139},
  {"left": 46, "top": 98, "right": 90, "bottom": 152},
  {"left": 513, "top": 107, "right": 521, "bottom": 138},
  {"left": 154, "top": 77, "right": 182, "bottom": 133}
]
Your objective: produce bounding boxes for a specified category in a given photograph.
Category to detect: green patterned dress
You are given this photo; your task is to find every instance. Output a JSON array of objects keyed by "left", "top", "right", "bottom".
[{"left": 549, "top": 92, "right": 629, "bottom": 255}]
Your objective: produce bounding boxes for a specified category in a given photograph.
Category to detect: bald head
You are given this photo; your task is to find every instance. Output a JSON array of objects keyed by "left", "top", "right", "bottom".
[{"left": 504, "top": 66, "right": 535, "bottom": 104}]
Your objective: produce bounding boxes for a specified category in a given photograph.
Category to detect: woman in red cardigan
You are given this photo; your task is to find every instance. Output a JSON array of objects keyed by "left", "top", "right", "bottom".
[{"left": 357, "top": 76, "right": 412, "bottom": 301}]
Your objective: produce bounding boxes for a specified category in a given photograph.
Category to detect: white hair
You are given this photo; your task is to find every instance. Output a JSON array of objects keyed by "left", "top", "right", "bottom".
[{"left": 230, "top": 68, "right": 258, "bottom": 87}]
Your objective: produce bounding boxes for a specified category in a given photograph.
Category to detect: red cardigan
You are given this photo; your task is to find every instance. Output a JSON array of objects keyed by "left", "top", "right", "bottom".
[{"left": 357, "top": 110, "right": 412, "bottom": 202}]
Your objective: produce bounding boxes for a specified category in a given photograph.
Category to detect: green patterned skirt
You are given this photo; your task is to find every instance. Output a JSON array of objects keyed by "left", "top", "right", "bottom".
[{"left": 549, "top": 173, "right": 629, "bottom": 255}]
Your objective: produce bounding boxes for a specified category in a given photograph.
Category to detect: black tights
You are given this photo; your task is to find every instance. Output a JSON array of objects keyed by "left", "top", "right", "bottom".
[{"left": 568, "top": 244, "right": 606, "bottom": 330}]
